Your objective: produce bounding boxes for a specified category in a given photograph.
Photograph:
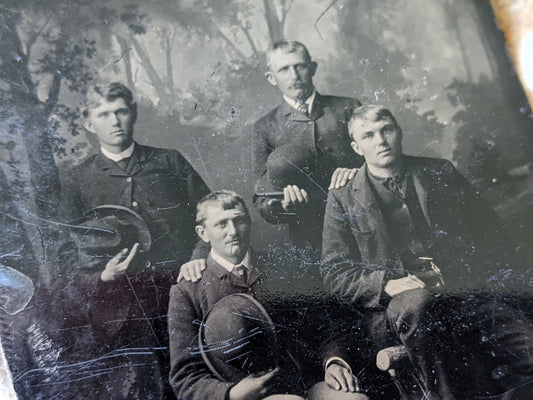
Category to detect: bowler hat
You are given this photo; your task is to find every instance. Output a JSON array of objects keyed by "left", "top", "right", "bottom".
[
  {"left": 199, "top": 293, "right": 279, "bottom": 382},
  {"left": 255, "top": 145, "right": 319, "bottom": 196},
  {"left": 69, "top": 205, "right": 151, "bottom": 256}
]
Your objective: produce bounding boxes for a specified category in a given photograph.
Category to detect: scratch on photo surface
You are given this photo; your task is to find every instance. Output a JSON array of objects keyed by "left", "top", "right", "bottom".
[
  {"left": 125, "top": 275, "right": 162, "bottom": 348},
  {"left": 190, "top": 136, "right": 214, "bottom": 188},
  {"left": 314, "top": 0, "right": 339, "bottom": 40}
]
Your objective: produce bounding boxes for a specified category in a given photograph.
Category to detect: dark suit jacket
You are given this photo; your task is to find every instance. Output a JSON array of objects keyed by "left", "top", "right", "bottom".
[
  {"left": 59, "top": 143, "right": 210, "bottom": 398},
  {"left": 321, "top": 155, "right": 505, "bottom": 310},
  {"left": 168, "top": 254, "right": 265, "bottom": 400},
  {"left": 252, "top": 93, "right": 363, "bottom": 248},
  {"left": 62, "top": 142, "right": 210, "bottom": 267}
]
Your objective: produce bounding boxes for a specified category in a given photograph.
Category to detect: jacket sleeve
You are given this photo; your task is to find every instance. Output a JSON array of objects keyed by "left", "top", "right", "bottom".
[
  {"left": 321, "top": 190, "right": 386, "bottom": 309},
  {"left": 168, "top": 284, "right": 235, "bottom": 400}
]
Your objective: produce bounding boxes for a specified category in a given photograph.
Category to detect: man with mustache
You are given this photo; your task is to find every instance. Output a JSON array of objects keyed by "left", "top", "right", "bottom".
[{"left": 252, "top": 41, "right": 363, "bottom": 253}]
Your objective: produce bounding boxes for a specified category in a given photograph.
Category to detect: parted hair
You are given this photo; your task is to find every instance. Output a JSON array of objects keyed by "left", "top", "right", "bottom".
[
  {"left": 195, "top": 190, "right": 250, "bottom": 226},
  {"left": 348, "top": 104, "right": 400, "bottom": 140},
  {"left": 83, "top": 82, "right": 135, "bottom": 118},
  {"left": 266, "top": 40, "right": 312, "bottom": 70}
]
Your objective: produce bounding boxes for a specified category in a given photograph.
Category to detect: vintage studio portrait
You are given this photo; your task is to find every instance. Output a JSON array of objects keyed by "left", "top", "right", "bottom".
[{"left": 1, "top": 1, "right": 532, "bottom": 399}]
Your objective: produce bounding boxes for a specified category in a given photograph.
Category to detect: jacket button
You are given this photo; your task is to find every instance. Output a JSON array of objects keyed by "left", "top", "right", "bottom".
[
  {"left": 132, "top": 201, "right": 138, "bottom": 207},
  {"left": 126, "top": 177, "right": 132, "bottom": 182},
  {"left": 308, "top": 121, "right": 313, "bottom": 126}
]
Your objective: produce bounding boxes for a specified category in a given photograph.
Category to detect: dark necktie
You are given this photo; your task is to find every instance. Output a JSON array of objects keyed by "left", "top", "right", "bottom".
[
  {"left": 234, "top": 265, "right": 248, "bottom": 282},
  {"left": 383, "top": 175, "right": 406, "bottom": 199},
  {"left": 297, "top": 102, "right": 309, "bottom": 117}
]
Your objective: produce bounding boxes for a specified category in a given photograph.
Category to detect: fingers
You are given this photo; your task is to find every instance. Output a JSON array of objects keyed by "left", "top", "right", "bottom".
[
  {"left": 257, "top": 367, "right": 279, "bottom": 384},
  {"left": 177, "top": 271, "right": 184, "bottom": 282},
  {"left": 193, "top": 259, "right": 206, "bottom": 280},
  {"left": 329, "top": 168, "right": 358, "bottom": 189},
  {"left": 329, "top": 168, "right": 342, "bottom": 190},
  {"left": 109, "top": 248, "right": 129, "bottom": 266},
  {"left": 282, "top": 185, "right": 308, "bottom": 211},
  {"left": 120, "top": 243, "right": 139, "bottom": 271},
  {"left": 325, "top": 364, "right": 359, "bottom": 393}
]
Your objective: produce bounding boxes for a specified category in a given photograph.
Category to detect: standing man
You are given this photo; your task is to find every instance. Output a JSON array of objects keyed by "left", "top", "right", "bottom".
[
  {"left": 321, "top": 105, "right": 532, "bottom": 399},
  {"left": 252, "top": 41, "right": 363, "bottom": 251},
  {"left": 61, "top": 82, "right": 210, "bottom": 398}
]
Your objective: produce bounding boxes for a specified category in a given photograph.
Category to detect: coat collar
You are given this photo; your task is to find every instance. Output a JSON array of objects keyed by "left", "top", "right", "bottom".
[
  {"left": 279, "top": 92, "right": 325, "bottom": 121},
  {"left": 351, "top": 156, "right": 431, "bottom": 223},
  {"left": 93, "top": 142, "right": 150, "bottom": 176},
  {"left": 206, "top": 252, "right": 261, "bottom": 288}
]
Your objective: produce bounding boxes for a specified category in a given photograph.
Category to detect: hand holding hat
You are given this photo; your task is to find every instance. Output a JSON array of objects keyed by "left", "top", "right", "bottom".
[{"left": 100, "top": 243, "right": 140, "bottom": 282}]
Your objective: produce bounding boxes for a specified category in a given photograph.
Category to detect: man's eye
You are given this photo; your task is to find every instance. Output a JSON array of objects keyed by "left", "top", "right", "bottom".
[
  {"left": 117, "top": 109, "right": 129, "bottom": 116},
  {"left": 98, "top": 112, "right": 108, "bottom": 118}
]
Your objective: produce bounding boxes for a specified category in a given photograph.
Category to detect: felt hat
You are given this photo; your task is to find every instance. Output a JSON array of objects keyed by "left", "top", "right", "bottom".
[
  {"left": 199, "top": 293, "right": 279, "bottom": 382},
  {"left": 69, "top": 205, "right": 151, "bottom": 255},
  {"left": 255, "top": 145, "right": 319, "bottom": 196}
]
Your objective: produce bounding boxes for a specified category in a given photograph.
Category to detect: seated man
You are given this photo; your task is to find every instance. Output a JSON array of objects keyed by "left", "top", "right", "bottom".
[
  {"left": 168, "top": 190, "right": 367, "bottom": 400},
  {"left": 321, "top": 104, "right": 533, "bottom": 399}
]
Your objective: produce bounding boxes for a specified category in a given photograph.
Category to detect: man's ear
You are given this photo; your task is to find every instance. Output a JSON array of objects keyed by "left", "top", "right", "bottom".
[
  {"left": 265, "top": 71, "right": 277, "bottom": 87},
  {"left": 195, "top": 225, "right": 210, "bottom": 243},
  {"left": 82, "top": 116, "right": 95, "bottom": 134},
  {"left": 351, "top": 141, "right": 363, "bottom": 157},
  {"left": 131, "top": 102, "right": 138, "bottom": 125}
]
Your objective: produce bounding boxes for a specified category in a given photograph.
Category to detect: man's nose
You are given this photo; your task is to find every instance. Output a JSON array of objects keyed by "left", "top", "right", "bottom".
[
  {"left": 111, "top": 113, "right": 121, "bottom": 126},
  {"left": 226, "top": 220, "right": 237, "bottom": 235},
  {"left": 288, "top": 66, "right": 300, "bottom": 80},
  {"left": 375, "top": 131, "right": 388, "bottom": 145}
]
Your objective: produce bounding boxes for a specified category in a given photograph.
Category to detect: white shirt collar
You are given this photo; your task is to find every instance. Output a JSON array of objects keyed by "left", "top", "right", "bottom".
[
  {"left": 101, "top": 142, "right": 135, "bottom": 162},
  {"left": 284, "top": 90, "right": 316, "bottom": 114},
  {"left": 210, "top": 250, "right": 252, "bottom": 274}
]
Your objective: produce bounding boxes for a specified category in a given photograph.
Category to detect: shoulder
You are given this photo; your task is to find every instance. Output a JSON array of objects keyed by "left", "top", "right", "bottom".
[
  {"left": 254, "top": 104, "right": 283, "bottom": 128},
  {"left": 317, "top": 94, "right": 361, "bottom": 109},
  {"left": 406, "top": 155, "right": 456, "bottom": 173}
]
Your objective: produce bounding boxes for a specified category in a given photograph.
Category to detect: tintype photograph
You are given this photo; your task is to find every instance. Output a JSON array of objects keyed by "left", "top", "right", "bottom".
[{"left": 1, "top": 1, "right": 532, "bottom": 399}]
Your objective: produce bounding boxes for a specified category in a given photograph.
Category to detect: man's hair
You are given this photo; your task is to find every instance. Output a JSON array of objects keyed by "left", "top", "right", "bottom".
[
  {"left": 348, "top": 104, "right": 400, "bottom": 140},
  {"left": 266, "top": 41, "right": 312, "bottom": 70},
  {"left": 196, "top": 190, "right": 250, "bottom": 226},
  {"left": 83, "top": 82, "right": 135, "bottom": 118}
]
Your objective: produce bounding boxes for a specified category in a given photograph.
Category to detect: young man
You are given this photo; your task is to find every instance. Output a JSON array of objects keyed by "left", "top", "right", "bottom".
[
  {"left": 168, "top": 191, "right": 367, "bottom": 400},
  {"left": 321, "top": 104, "right": 533, "bottom": 399},
  {"left": 60, "top": 82, "right": 210, "bottom": 398},
  {"left": 252, "top": 41, "right": 363, "bottom": 251}
]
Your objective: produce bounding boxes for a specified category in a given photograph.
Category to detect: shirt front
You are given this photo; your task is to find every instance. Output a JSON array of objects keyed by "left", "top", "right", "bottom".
[
  {"left": 283, "top": 90, "right": 316, "bottom": 115},
  {"left": 210, "top": 250, "right": 252, "bottom": 276}
]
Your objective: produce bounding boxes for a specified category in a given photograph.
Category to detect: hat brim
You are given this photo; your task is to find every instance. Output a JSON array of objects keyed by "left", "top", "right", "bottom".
[
  {"left": 199, "top": 293, "right": 279, "bottom": 382},
  {"left": 69, "top": 205, "right": 151, "bottom": 254}
]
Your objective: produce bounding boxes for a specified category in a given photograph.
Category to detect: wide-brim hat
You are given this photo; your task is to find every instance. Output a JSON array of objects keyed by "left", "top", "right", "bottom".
[
  {"left": 255, "top": 145, "right": 319, "bottom": 196},
  {"left": 199, "top": 293, "right": 279, "bottom": 382},
  {"left": 69, "top": 205, "right": 151, "bottom": 255}
]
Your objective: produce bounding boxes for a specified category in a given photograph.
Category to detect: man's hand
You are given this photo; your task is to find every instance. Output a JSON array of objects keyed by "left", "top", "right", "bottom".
[
  {"left": 100, "top": 243, "right": 139, "bottom": 282},
  {"left": 228, "top": 368, "right": 279, "bottom": 400},
  {"left": 281, "top": 185, "right": 308, "bottom": 212},
  {"left": 384, "top": 275, "right": 426, "bottom": 297},
  {"left": 329, "top": 168, "right": 358, "bottom": 190},
  {"left": 325, "top": 363, "right": 360, "bottom": 393},
  {"left": 177, "top": 259, "right": 206, "bottom": 282}
]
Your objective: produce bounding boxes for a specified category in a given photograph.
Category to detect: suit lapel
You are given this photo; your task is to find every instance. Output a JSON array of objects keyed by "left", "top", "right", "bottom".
[
  {"left": 206, "top": 254, "right": 256, "bottom": 289},
  {"left": 126, "top": 143, "right": 148, "bottom": 176},
  {"left": 309, "top": 93, "right": 325, "bottom": 121},
  {"left": 94, "top": 152, "right": 128, "bottom": 177},
  {"left": 405, "top": 157, "right": 431, "bottom": 225}
]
